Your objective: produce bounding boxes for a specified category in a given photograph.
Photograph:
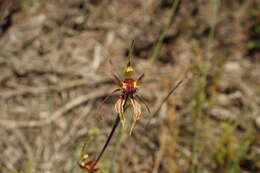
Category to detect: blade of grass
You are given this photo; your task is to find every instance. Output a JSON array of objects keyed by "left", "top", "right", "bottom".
[
  {"left": 144, "top": 79, "right": 183, "bottom": 130},
  {"left": 150, "top": 0, "right": 180, "bottom": 63},
  {"left": 189, "top": 0, "right": 220, "bottom": 172}
]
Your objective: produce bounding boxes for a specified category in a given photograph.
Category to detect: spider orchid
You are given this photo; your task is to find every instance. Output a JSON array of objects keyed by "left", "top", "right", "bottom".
[
  {"left": 77, "top": 144, "right": 99, "bottom": 172},
  {"left": 101, "top": 60, "right": 150, "bottom": 134}
]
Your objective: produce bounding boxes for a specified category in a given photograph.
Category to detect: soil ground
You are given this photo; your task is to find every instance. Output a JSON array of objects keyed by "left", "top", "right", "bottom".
[{"left": 0, "top": 0, "right": 259, "bottom": 173}]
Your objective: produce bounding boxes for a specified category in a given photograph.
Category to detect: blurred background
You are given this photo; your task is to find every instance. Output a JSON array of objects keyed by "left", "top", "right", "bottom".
[{"left": 0, "top": 0, "right": 259, "bottom": 173}]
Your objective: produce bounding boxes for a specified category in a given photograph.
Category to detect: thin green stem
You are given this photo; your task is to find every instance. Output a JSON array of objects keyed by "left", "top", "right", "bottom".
[
  {"left": 189, "top": 0, "right": 220, "bottom": 172},
  {"left": 150, "top": 0, "right": 180, "bottom": 63},
  {"left": 90, "top": 96, "right": 128, "bottom": 172},
  {"left": 109, "top": 125, "right": 124, "bottom": 172},
  {"left": 144, "top": 80, "right": 183, "bottom": 130}
]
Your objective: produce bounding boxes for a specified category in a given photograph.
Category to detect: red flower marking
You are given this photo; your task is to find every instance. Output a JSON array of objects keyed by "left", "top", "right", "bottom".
[
  {"left": 78, "top": 144, "right": 99, "bottom": 172},
  {"left": 78, "top": 159, "right": 99, "bottom": 172}
]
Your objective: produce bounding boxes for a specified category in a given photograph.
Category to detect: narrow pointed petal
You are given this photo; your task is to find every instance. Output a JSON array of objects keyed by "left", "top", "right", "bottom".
[
  {"left": 101, "top": 89, "right": 121, "bottom": 105},
  {"left": 129, "top": 98, "right": 142, "bottom": 134},
  {"left": 98, "top": 88, "right": 121, "bottom": 119},
  {"left": 124, "top": 40, "right": 135, "bottom": 77},
  {"left": 112, "top": 73, "right": 123, "bottom": 87},
  {"left": 130, "top": 98, "right": 142, "bottom": 119},
  {"left": 114, "top": 97, "right": 126, "bottom": 127},
  {"left": 130, "top": 118, "right": 137, "bottom": 135},
  {"left": 135, "top": 95, "right": 151, "bottom": 113}
]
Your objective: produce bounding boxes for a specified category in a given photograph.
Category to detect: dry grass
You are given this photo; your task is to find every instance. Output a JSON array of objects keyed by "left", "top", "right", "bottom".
[{"left": 0, "top": 0, "right": 259, "bottom": 173}]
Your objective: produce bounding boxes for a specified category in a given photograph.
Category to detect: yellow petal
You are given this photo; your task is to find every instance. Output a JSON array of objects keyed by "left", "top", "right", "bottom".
[{"left": 124, "top": 61, "right": 135, "bottom": 77}]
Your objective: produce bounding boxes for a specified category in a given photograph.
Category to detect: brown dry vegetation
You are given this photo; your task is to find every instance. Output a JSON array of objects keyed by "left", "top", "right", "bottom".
[{"left": 0, "top": 0, "right": 260, "bottom": 173}]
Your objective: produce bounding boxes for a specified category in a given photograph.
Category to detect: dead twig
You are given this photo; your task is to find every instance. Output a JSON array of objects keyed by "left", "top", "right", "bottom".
[
  {"left": 0, "top": 89, "right": 108, "bottom": 128},
  {"left": 0, "top": 78, "right": 111, "bottom": 99},
  {"left": 12, "top": 128, "right": 36, "bottom": 173},
  {"left": 152, "top": 127, "right": 167, "bottom": 173},
  {"left": 144, "top": 79, "right": 183, "bottom": 129}
]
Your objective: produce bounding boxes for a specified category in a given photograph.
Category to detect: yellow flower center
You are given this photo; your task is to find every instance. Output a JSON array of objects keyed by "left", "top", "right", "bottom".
[{"left": 124, "top": 61, "right": 135, "bottom": 76}]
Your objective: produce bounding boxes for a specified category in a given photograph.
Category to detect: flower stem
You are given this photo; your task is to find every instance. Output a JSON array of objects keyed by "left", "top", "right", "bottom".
[{"left": 90, "top": 96, "right": 129, "bottom": 172}]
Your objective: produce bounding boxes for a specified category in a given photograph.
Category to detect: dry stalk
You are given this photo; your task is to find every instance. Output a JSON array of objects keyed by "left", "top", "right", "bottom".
[
  {"left": 152, "top": 127, "right": 167, "bottom": 173},
  {"left": 0, "top": 78, "right": 111, "bottom": 99},
  {"left": 0, "top": 89, "right": 108, "bottom": 128}
]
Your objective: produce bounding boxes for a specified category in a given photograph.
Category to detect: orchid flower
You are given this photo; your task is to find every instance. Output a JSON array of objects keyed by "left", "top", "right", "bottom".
[{"left": 102, "top": 60, "right": 150, "bottom": 134}]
